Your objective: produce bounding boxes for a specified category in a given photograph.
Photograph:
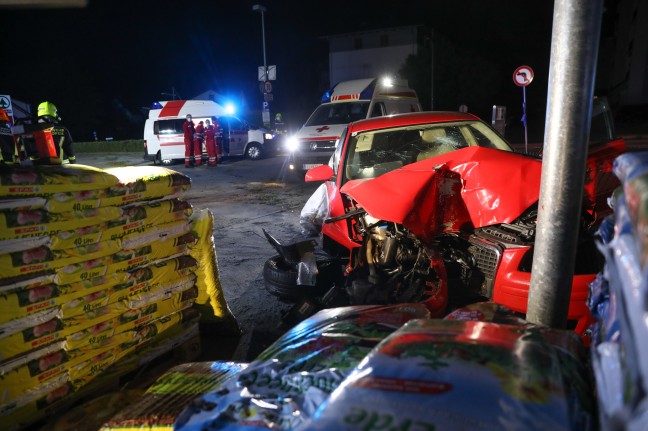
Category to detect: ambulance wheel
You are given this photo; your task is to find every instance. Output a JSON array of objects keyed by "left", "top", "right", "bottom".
[
  {"left": 246, "top": 144, "right": 263, "bottom": 160},
  {"left": 153, "top": 151, "right": 162, "bottom": 165}
]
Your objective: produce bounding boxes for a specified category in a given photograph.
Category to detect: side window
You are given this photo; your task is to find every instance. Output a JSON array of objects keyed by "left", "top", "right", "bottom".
[
  {"left": 370, "top": 102, "right": 385, "bottom": 118},
  {"left": 155, "top": 119, "right": 183, "bottom": 135}
]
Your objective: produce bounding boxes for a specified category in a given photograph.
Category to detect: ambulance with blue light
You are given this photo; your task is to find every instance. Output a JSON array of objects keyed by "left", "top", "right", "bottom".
[
  {"left": 286, "top": 77, "right": 421, "bottom": 173},
  {"left": 143, "top": 100, "right": 276, "bottom": 165}
]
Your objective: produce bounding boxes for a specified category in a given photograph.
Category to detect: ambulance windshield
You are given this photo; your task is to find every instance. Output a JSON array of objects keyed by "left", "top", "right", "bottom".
[{"left": 305, "top": 102, "right": 370, "bottom": 127}]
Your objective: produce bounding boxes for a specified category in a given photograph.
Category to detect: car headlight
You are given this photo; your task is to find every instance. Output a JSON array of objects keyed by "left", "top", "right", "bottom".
[
  {"left": 264, "top": 133, "right": 274, "bottom": 140},
  {"left": 285, "top": 136, "right": 300, "bottom": 152}
]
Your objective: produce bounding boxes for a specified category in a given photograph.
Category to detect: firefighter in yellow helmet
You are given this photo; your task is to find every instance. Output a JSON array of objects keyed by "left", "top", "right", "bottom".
[
  {"left": 0, "top": 109, "right": 17, "bottom": 165},
  {"left": 27, "top": 101, "right": 76, "bottom": 164}
]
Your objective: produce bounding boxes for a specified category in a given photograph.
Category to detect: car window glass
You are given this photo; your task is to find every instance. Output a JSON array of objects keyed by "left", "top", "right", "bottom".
[
  {"left": 156, "top": 119, "right": 184, "bottom": 135},
  {"left": 331, "top": 127, "right": 347, "bottom": 173},
  {"left": 467, "top": 122, "right": 513, "bottom": 151},
  {"left": 343, "top": 120, "right": 513, "bottom": 182},
  {"left": 370, "top": 102, "right": 384, "bottom": 118}
]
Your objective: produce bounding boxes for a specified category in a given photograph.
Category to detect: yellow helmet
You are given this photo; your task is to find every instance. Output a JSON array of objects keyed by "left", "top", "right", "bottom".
[{"left": 37, "top": 101, "right": 58, "bottom": 119}]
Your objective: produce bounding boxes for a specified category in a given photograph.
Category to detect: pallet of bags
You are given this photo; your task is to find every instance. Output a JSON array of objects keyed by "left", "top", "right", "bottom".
[
  {"left": 1, "top": 308, "right": 202, "bottom": 430},
  {"left": 0, "top": 288, "right": 199, "bottom": 405},
  {"left": 0, "top": 165, "right": 191, "bottom": 213},
  {"left": 174, "top": 304, "right": 431, "bottom": 431},
  {"left": 588, "top": 151, "right": 648, "bottom": 430},
  {"left": 100, "top": 361, "right": 249, "bottom": 431},
  {"left": 0, "top": 164, "right": 234, "bottom": 429},
  {"left": 297, "top": 316, "right": 593, "bottom": 431},
  {"left": 0, "top": 255, "right": 199, "bottom": 326}
]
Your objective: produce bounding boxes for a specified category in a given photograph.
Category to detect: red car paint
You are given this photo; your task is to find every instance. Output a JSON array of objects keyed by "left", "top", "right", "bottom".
[{"left": 307, "top": 111, "right": 625, "bottom": 338}]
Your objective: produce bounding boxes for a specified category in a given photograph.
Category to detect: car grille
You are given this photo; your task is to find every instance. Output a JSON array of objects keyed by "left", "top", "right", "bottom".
[{"left": 467, "top": 236, "right": 502, "bottom": 297}]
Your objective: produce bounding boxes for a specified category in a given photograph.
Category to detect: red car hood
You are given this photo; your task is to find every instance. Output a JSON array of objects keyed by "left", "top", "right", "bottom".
[{"left": 340, "top": 147, "right": 542, "bottom": 239}]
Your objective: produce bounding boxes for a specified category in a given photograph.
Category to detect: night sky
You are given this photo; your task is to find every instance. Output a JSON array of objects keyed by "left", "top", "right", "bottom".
[{"left": 0, "top": 0, "right": 558, "bottom": 141}]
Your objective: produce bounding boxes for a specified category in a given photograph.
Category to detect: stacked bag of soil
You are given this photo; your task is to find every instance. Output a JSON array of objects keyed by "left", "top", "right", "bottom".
[
  {"left": 0, "top": 164, "right": 233, "bottom": 429},
  {"left": 172, "top": 302, "right": 593, "bottom": 431},
  {"left": 588, "top": 151, "right": 648, "bottom": 430}
]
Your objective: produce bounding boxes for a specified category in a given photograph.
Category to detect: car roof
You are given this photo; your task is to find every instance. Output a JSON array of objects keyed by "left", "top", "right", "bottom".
[{"left": 348, "top": 111, "right": 481, "bottom": 133}]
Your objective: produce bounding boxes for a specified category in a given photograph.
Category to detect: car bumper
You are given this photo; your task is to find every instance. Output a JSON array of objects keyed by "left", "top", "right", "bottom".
[
  {"left": 491, "top": 247, "right": 596, "bottom": 337},
  {"left": 288, "top": 152, "right": 333, "bottom": 171}
]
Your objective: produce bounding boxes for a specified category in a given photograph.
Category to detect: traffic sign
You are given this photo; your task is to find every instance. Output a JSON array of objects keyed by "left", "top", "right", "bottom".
[
  {"left": 264, "top": 81, "right": 272, "bottom": 94},
  {"left": 513, "top": 66, "right": 534, "bottom": 87},
  {"left": 264, "top": 93, "right": 274, "bottom": 102},
  {"left": 257, "top": 65, "right": 277, "bottom": 81}
]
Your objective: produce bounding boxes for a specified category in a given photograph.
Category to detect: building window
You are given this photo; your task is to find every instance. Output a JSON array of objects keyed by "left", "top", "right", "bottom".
[
  {"left": 380, "top": 34, "right": 389, "bottom": 47},
  {"left": 354, "top": 38, "right": 363, "bottom": 50}
]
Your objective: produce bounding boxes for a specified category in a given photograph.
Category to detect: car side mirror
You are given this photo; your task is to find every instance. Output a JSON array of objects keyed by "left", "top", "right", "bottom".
[{"left": 305, "top": 164, "right": 334, "bottom": 182}]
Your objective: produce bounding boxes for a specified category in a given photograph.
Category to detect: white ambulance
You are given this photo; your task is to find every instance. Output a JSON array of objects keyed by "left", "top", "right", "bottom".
[
  {"left": 286, "top": 77, "right": 421, "bottom": 173},
  {"left": 143, "top": 100, "right": 276, "bottom": 165}
]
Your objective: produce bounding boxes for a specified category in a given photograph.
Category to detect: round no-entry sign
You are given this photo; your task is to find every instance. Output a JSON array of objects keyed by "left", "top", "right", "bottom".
[
  {"left": 513, "top": 65, "right": 534, "bottom": 87},
  {"left": 264, "top": 81, "right": 273, "bottom": 94}
]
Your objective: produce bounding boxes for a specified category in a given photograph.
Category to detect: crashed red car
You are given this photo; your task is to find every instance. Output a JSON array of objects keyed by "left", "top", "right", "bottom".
[{"left": 305, "top": 110, "right": 625, "bottom": 337}]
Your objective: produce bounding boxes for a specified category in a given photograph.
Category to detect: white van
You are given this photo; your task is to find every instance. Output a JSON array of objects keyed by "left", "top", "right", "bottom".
[
  {"left": 286, "top": 77, "right": 421, "bottom": 173},
  {"left": 143, "top": 100, "right": 276, "bottom": 165}
]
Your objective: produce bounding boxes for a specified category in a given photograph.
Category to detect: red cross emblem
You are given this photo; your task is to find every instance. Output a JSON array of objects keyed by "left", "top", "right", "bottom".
[{"left": 315, "top": 126, "right": 330, "bottom": 133}]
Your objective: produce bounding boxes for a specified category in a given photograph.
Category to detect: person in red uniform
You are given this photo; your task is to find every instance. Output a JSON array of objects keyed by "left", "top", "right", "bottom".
[
  {"left": 183, "top": 114, "right": 196, "bottom": 168},
  {"left": 0, "top": 109, "right": 16, "bottom": 165},
  {"left": 194, "top": 120, "right": 205, "bottom": 166},
  {"left": 204, "top": 119, "right": 218, "bottom": 167}
]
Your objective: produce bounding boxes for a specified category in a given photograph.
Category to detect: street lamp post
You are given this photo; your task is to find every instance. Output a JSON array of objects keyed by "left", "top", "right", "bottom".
[
  {"left": 252, "top": 4, "right": 267, "bottom": 81},
  {"left": 253, "top": 4, "right": 271, "bottom": 127}
]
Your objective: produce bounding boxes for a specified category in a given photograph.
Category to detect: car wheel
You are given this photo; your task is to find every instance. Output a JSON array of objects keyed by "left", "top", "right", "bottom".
[
  {"left": 246, "top": 144, "right": 262, "bottom": 160},
  {"left": 153, "top": 151, "right": 162, "bottom": 165},
  {"left": 263, "top": 255, "right": 342, "bottom": 302}
]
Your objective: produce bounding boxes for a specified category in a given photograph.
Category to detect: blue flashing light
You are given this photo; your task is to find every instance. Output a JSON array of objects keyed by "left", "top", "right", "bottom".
[
  {"left": 150, "top": 102, "right": 163, "bottom": 109},
  {"left": 225, "top": 103, "right": 236, "bottom": 115},
  {"left": 321, "top": 82, "right": 339, "bottom": 103}
]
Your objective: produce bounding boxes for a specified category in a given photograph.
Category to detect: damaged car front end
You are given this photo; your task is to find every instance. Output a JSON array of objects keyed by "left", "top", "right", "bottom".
[{"left": 303, "top": 111, "right": 625, "bottom": 338}]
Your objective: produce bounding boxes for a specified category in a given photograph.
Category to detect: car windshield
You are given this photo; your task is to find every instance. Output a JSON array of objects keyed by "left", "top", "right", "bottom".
[
  {"left": 343, "top": 120, "right": 513, "bottom": 181},
  {"left": 305, "top": 102, "right": 370, "bottom": 127}
]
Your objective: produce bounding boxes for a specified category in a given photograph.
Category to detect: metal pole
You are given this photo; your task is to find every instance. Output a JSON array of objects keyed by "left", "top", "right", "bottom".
[
  {"left": 523, "top": 86, "right": 528, "bottom": 153},
  {"left": 260, "top": 9, "right": 267, "bottom": 80},
  {"left": 526, "top": 0, "right": 604, "bottom": 328}
]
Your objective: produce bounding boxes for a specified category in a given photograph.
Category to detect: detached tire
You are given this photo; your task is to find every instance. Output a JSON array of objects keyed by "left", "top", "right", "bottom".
[{"left": 263, "top": 255, "right": 341, "bottom": 302}]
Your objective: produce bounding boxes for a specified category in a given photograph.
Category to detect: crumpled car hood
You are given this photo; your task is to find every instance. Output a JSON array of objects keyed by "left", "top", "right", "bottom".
[{"left": 340, "top": 147, "right": 542, "bottom": 238}]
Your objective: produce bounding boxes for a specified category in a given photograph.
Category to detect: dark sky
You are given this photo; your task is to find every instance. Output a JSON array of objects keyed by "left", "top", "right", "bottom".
[{"left": 0, "top": 0, "right": 557, "bottom": 139}]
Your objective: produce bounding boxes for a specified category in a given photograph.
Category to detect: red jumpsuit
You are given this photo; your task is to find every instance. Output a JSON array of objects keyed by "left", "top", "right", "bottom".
[
  {"left": 204, "top": 123, "right": 218, "bottom": 166},
  {"left": 193, "top": 122, "right": 205, "bottom": 165},
  {"left": 182, "top": 119, "right": 196, "bottom": 167}
]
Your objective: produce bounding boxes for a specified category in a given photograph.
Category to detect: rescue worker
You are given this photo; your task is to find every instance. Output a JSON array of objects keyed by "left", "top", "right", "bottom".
[
  {"left": 194, "top": 120, "right": 205, "bottom": 165},
  {"left": 204, "top": 119, "right": 218, "bottom": 167},
  {"left": 0, "top": 109, "right": 16, "bottom": 165},
  {"left": 183, "top": 114, "right": 196, "bottom": 168},
  {"left": 32, "top": 101, "right": 76, "bottom": 164},
  {"left": 274, "top": 112, "right": 286, "bottom": 135}
]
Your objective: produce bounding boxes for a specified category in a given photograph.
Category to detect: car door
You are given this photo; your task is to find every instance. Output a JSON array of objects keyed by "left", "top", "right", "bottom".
[{"left": 226, "top": 117, "right": 249, "bottom": 156}]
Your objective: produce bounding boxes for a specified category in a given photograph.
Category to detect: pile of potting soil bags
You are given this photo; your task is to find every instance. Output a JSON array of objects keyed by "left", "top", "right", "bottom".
[
  {"left": 172, "top": 302, "right": 593, "bottom": 431},
  {"left": 0, "top": 163, "right": 233, "bottom": 429},
  {"left": 588, "top": 151, "right": 648, "bottom": 430}
]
